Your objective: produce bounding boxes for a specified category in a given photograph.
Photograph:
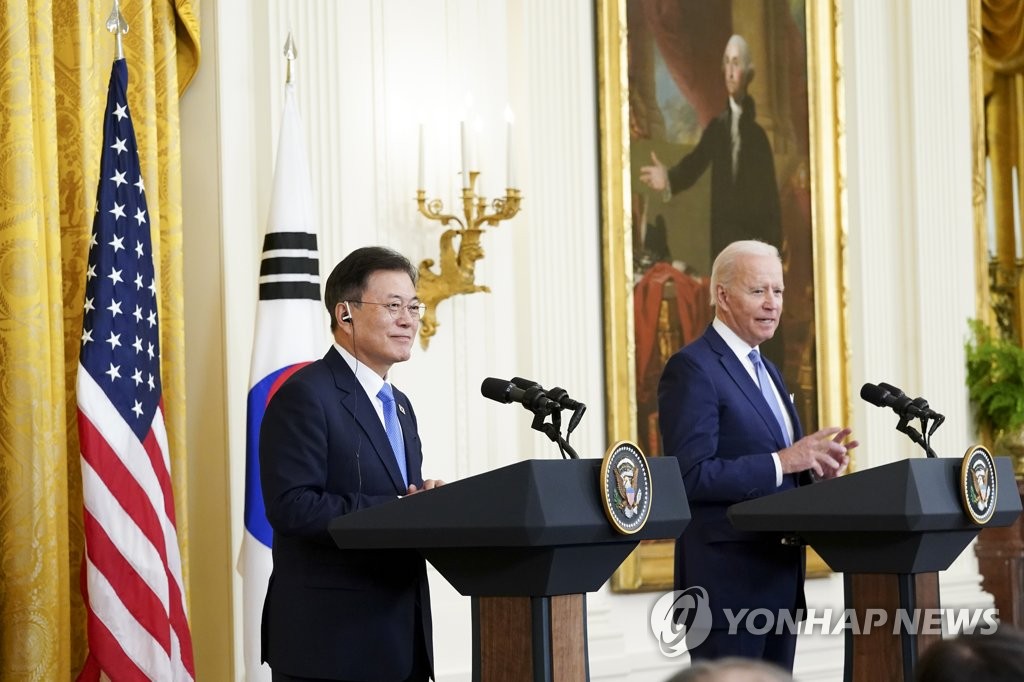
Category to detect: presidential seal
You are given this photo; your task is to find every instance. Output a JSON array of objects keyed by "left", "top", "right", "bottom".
[
  {"left": 600, "top": 441, "right": 653, "bottom": 534},
  {"left": 961, "top": 445, "right": 998, "bottom": 525}
]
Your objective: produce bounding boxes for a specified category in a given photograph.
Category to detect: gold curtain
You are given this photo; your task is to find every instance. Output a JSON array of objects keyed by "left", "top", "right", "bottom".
[
  {"left": 0, "top": 1, "right": 199, "bottom": 678},
  {"left": 981, "top": 0, "right": 1024, "bottom": 339}
]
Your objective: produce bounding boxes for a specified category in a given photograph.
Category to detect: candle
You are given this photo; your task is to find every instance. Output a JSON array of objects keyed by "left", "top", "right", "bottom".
[
  {"left": 472, "top": 117, "right": 482, "bottom": 172},
  {"left": 505, "top": 106, "right": 516, "bottom": 189},
  {"left": 417, "top": 123, "right": 425, "bottom": 191},
  {"left": 460, "top": 120, "right": 470, "bottom": 189},
  {"left": 1013, "top": 166, "right": 1021, "bottom": 259}
]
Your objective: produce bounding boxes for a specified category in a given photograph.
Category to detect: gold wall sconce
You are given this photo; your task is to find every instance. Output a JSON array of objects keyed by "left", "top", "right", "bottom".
[{"left": 415, "top": 116, "right": 522, "bottom": 349}]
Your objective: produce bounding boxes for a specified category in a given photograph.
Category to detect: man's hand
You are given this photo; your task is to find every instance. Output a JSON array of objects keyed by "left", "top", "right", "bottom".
[
  {"left": 778, "top": 427, "right": 859, "bottom": 479},
  {"left": 638, "top": 151, "right": 668, "bottom": 192},
  {"left": 406, "top": 479, "right": 445, "bottom": 495}
]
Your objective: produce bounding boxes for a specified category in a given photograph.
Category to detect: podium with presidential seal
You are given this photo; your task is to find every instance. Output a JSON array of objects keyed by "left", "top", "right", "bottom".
[
  {"left": 728, "top": 447, "right": 1022, "bottom": 682},
  {"left": 328, "top": 442, "right": 689, "bottom": 681}
]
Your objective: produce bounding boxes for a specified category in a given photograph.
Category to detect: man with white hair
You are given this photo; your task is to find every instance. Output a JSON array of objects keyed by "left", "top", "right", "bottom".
[
  {"left": 638, "top": 34, "right": 781, "bottom": 262},
  {"left": 658, "top": 240, "right": 857, "bottom": 670}
]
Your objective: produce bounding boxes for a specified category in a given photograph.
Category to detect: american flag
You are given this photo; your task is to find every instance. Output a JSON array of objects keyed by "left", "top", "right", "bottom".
[{"left": 76, "top": 58, "right": 195, "bottom": 681}]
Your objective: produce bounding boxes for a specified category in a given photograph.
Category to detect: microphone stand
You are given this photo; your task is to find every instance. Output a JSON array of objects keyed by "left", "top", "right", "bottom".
[
  {"left": 896, "top": 413, "right": 938, "bottom": 458},
  {"left": 530, "top": 409, "right": 579, "bottom": 459}
]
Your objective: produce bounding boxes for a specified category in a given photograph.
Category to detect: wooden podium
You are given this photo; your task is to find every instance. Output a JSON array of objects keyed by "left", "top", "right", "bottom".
[
  {"left": 974, "top": 478, "right": 1024, "bottom": 627},
  {"left": 328, "top": 458, "right": 690, "bottom": 682},
  {"left": 729, "top": 457, "right": 1022, "bottom": 682}
]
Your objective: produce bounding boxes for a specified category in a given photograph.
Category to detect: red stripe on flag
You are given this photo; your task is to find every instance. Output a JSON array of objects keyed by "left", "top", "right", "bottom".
[
  {"left": 143, "top": 424, "right": 178, "bottom": 531},
  {"left": 265, "top": 361, "right": 312, "bottom": 408},
  {"left": 77, "top": 554, "right": 152, "bottom": 682},
  {"left": 152, "top": 399, "right": 179, "bottom": 527},
  {"left": 141, "top": 426, "right": 195, "bottom": 673},
  {"left": 82, "top": 508, "right": 171, "bottom": 654},
  {"left": 80, "top": 616, "right": 152, "bottom": 682},
  {"left": 78, "top": 413, "right": 167, "bottom": 557}
]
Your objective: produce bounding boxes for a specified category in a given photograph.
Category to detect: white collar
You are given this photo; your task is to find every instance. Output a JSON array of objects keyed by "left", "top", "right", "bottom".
[
  {"left": 333, "top": 342, "right": 388, "bottom": 400},
  {"left": 712, "top": 317, "right": 758, "bottom": 363}
]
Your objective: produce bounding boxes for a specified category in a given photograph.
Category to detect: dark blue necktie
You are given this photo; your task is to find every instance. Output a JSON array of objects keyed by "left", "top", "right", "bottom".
[
  {"left": 377, "top": 383, "right": 409, "bottom": 487},
  {"left": 748, "top": 349, "right": 792, "bottom": 447}
]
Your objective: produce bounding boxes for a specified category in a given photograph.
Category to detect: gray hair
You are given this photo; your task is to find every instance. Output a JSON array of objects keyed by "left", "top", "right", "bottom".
[
  {"left": 723, "top": 34, "right": 755, "bottom": 80},
  {"left": 709, "top": 239, "right": 781, "bottom": 306}
]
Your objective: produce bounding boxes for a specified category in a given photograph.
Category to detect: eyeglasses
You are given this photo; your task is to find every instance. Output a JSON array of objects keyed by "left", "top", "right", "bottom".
[{"left": 350, "top": 300, "right": 426, "bottom": 320}]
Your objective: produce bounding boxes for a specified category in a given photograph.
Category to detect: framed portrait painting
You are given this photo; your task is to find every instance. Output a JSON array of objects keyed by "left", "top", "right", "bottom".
[{"left": 596, "top": 0, "right": 851, "bottom": 592}]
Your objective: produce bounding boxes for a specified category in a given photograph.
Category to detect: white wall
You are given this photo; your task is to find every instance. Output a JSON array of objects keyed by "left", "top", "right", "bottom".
[{"left": 179, "top": 1, "right": 987, "bottom": 680}]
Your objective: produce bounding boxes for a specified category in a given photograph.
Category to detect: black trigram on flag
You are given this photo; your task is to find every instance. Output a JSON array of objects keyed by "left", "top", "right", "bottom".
[{"left": 259, "top": 230, "right": 320, "bottom": 301}]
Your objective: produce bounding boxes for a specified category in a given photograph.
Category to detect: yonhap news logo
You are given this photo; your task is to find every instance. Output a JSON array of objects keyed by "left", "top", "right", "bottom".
[
  {"left": 649, "top": 587, "right": 1000, "bottom": 657},
  {"left": 649, "top": 587, "right": 713, "bottom": 656},
  {"left": 716, "top": 607, "right": 999, "bottom": 637}
]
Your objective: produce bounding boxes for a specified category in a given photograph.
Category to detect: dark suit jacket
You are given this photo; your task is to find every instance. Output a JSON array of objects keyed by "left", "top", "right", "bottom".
[
  {"left": 666, "top": 96, "right": 782, "bottom": 260},
  {"left": 658, "top": 325, "right": 805, "bottom": 628},
  {"left": 260, "top": 347, "right": 432, "bottom": 680}
]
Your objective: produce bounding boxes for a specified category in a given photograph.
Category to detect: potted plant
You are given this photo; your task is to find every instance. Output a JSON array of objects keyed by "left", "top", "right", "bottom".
[{"left": 965, "top": 319, "right": 1024, "bottom": 473}]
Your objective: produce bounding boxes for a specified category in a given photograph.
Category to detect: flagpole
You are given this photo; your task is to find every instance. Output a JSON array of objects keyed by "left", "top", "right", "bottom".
[
  {"left": 105, "top": 0, "right": 129, "bottom": 60},
  {"left": 284, "top": 32, "right": 297, "bottom": 85}
]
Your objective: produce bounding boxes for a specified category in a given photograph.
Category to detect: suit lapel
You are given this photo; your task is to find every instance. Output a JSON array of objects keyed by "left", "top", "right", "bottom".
[
  {"left": 704, "top": 327, "right": 788, "bottom": 449},
  {"left": 325, "top": 348, "right": 408, "bottom": 493}
]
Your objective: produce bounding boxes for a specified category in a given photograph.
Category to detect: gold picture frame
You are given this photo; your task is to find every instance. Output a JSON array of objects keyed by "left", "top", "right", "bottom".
[{"left": 597, "top": 0, "right": 851, "bottom": 592}]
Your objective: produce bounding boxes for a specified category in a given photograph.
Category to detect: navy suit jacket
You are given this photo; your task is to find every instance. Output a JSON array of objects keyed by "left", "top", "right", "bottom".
[
  {"left": 260, "top": 347, "right": 432, "bottom": 680},
  {"left": 658, "top": 325, "right": 805, "bottom": 628}
]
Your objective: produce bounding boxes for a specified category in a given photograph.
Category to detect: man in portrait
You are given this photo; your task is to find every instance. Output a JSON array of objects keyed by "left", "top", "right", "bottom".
[{"left": 638, "top": 33, "right": 782, "bottom": 261}]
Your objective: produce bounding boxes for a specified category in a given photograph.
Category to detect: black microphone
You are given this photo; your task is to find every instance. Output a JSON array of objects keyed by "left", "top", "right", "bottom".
[
  {"left": 863, "top": 382, "right": 945, "bottom": 422},
  {"left": 860, "top": 382, "right": 899, "bottom": 408},
  {"left": 876, "top": 382, "right": 915, "bottom": 414},
  {"left": 545, "top": 387, "right": 586, "bottom": 413},
  {"left": 909, "top": 397, "right": 931, "bottom": 419},
  {"left": 511, "top": 376, "right": 542, "bottom": 390},
  {"left": 880, "top": 383, "right": 939, "bottom": 420},
  {"left": 511, "top": 377, "right": 585, "bottom": 412},
  {"left": 481, "top": 377, "right": 559, "bottom": 414},
  {"left": 862, "top": 381, "right": 944, "bottom": 457},
  {"left": 910, "top": 396, "right": 946, "bottom": 430}
]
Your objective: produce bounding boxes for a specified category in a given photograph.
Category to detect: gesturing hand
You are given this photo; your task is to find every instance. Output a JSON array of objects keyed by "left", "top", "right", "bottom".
[
  {"left": 778, "top": 427, "right": 859, "bottom": 479},
  {"left": 638, "top": 151, "right": 668, "bottom": 192}
]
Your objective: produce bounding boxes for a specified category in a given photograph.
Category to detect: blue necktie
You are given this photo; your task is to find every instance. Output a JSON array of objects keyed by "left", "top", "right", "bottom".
[
  {"left": 748, "top": 349, "right": 792, "bottom": 447},
  {"left": 377, "top": 383, "right": 409, "bottom": 488}
]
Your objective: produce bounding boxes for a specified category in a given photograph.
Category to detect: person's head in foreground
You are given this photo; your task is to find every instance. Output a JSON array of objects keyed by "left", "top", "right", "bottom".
[{"left": 915, "top": 625, "right": 1024, "bottom": 682}]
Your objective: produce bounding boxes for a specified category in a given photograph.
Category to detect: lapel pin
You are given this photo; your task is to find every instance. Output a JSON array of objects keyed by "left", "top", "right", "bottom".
[{"left": 398, "top": 404, "right": 406, "bottom": 415}]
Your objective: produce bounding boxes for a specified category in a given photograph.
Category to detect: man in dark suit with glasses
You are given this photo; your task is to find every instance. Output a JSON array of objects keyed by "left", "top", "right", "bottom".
[{"left": 260, "top": 246, "right": 443, "bottom": 681}]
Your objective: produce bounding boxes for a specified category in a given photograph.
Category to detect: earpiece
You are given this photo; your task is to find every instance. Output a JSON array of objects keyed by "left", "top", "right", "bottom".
[{"left": 340, "top": 302, "right": 352, "bottom": 323}]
